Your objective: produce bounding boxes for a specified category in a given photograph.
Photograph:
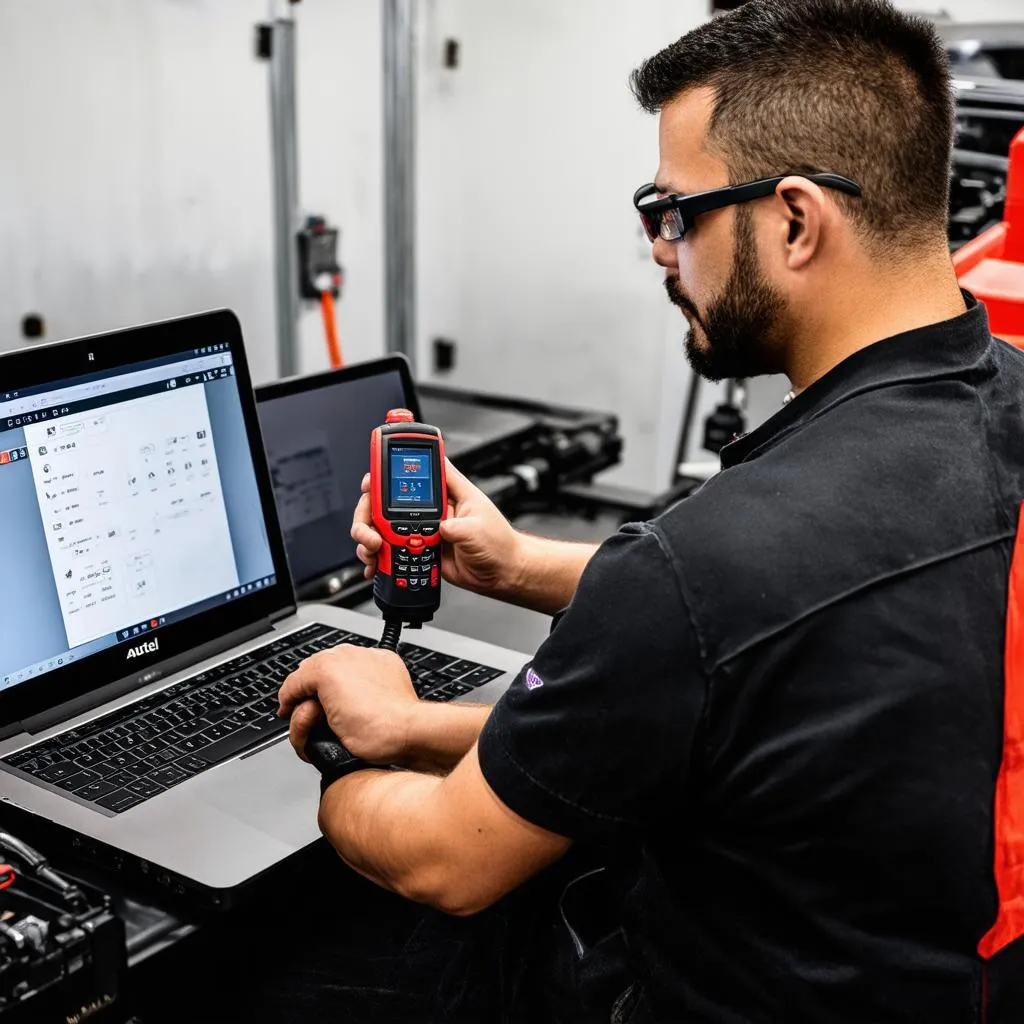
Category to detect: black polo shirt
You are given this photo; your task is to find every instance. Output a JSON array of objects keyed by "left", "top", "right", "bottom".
[{"left": 478, "top": 297, "right": 1024, "bottom": 1023}]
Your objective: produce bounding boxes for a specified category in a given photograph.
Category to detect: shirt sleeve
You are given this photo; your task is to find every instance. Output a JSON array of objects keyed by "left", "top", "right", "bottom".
[{"left": 477, "top": 521, "right": 707, "bottom": 840}]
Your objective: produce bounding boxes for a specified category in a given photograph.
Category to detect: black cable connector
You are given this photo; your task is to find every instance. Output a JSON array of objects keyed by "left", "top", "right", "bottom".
[{"left": 378, "top": 619, "right": 402, "bottom": 653}]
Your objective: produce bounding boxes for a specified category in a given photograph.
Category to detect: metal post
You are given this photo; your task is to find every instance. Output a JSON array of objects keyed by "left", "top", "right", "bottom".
[
  {"left": 382, "top": 0, "right": 417, "bottom": 370},
  {"left": 267, "top": 5, "right": 301, "bottom": 379}
]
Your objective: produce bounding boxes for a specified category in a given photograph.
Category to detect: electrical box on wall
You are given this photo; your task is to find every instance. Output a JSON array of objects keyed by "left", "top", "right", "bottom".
[
  {"left": 432, "top": 337, "right": 456, "bottom": 374},
  {"left": 20, "top": 314, "right": 45, "bottom": 342},
  {"left": 297, "top": 216, "right": 342, "bottom": 300}
]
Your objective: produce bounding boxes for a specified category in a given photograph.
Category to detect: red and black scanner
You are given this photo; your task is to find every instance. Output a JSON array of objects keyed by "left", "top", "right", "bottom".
[
  {"left": 369, "top": 408, "right": 448, "bottom": 626},
  {"left": 301, "top": 410, "right": 448, "bottom": 778}
]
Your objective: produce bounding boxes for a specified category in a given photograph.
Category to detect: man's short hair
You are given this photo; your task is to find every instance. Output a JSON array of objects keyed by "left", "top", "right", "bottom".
[{"left": 630, "top": 0, "right": 954, "bottom": 248}]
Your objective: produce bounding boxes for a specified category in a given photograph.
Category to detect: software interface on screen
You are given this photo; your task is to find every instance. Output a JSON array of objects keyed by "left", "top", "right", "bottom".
[
  {"left": 0, "top": 347, "right": 276, "bottom": 693},
  {"left": 389, "top": 447, "right": 435, "bottom": 507},
  {"left": 257, "top": 370, "right": 408, "bottom": 585}
]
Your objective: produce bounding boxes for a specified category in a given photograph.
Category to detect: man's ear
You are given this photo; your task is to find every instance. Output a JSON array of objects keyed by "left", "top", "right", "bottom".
[{"left": 775, "top": 176, "right": 827, "bottom": 271}]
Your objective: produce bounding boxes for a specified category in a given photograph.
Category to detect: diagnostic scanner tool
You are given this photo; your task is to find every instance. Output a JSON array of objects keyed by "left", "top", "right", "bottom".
[
  {"left": 303, "top": 410, "right": 447, "bottom": 782},
  {"left": 369, "top": 408, "right": 448, "bottom": 627}
]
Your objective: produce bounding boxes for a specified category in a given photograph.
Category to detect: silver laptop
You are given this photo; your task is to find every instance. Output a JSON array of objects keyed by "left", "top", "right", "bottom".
[{"left": 0, "top": 311, "right": 526, "bottom": 901}]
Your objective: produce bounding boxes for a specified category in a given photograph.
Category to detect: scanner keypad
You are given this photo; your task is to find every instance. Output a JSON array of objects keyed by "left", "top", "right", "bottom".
[{"left": 394, "top": 542, "right": 438, "bottom": 587}]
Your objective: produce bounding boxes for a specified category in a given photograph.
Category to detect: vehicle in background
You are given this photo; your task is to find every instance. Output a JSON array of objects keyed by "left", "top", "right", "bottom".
[
  {"left": 947, "top": 76, "right": 1024, "bottom": 249},
  {"left": 919, "top": 22, "right": 1024, "bottom": 247}
]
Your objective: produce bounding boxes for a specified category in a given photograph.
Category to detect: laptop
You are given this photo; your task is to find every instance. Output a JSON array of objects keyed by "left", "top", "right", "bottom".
[
  {"left": 0, "top": 311, "right": 527, "bottom": 901},
  {"left": 255, "top": 356, "right": 419, "bottom": 597}
]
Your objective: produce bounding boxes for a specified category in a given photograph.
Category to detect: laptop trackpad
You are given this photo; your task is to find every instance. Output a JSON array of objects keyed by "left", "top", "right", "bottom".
[{"left": 199, "top": 741, "right": 322, "bottom": 845}]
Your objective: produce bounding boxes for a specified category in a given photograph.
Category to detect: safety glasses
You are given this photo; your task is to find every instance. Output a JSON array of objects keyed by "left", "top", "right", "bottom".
[{"left": 633, "top": 173, "right": 863, "bottom": 243}]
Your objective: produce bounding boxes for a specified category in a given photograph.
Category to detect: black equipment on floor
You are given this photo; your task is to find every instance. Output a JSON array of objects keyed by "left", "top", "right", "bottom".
[{"left": 0, "top": 830, "right": 125, "bottom": 1023}]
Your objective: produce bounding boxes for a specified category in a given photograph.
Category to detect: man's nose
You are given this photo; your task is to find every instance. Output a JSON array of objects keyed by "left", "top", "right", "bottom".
[{"left": 652, "top": 236, "right": 677, "bottom": 270}]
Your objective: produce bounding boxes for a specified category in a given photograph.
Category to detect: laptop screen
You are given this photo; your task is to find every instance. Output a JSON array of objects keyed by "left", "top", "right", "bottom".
[
  {"left": 256, "top": 357, "right": 415, "bottom": 587},
  {"left": 0, "top": 337, "right": 277, "bottom": 696}
]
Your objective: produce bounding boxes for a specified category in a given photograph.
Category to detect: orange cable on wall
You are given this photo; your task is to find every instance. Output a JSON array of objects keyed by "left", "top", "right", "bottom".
[{"left": 320, "top": 289, "right": 343, "bottom": 368}]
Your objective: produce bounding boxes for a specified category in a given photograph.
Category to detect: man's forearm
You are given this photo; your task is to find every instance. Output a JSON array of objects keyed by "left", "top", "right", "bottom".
[
  {"left": 319, "top": 769, "right": 448, "bottom": 902},
  {"left": 398, "top": 702, "right": 491, "bottom": 774},
  {"left": 318, "top": 747, "right": 571, "bottom": 917},
  {"left": 502, "top": 533, "right": 598, "bottom": 616}
]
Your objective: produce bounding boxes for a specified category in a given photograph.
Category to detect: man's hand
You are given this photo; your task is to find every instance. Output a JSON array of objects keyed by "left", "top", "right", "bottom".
[
  {"left": 350, "top": 460, "right": 524, "bottom": 599},
  {"left": 277, "top": 645, "right": 418, "bottom": 765}
]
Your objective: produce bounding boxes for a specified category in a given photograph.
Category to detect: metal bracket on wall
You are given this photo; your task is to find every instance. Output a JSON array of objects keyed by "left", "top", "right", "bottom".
[
  {"left": 383, "top": 0, "right": 418, "bottom": 373},
  {"left": 257, "top": 4, "right": 302, "bottom": 380},
  {"left": 258, "top": 0, "right": 414, "bottom": 379}
]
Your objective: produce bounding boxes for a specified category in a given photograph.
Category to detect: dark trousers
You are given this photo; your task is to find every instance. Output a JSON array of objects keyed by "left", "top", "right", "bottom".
[{"left": 127, "top": 843, "right": 640, "bottom": 1024}]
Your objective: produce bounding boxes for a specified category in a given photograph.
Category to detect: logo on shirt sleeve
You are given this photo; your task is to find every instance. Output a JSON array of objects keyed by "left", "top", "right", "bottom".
[{"left": 525, "top": 667, "right": 544, "bottom": 690}]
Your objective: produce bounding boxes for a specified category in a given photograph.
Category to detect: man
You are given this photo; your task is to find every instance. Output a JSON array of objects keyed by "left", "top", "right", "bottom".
[{"left": 278, "top": 1, "right": 1024, "bottom": 1020}]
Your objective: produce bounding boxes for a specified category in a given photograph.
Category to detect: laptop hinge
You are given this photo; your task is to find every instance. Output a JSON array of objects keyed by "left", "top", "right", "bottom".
[
  {"left": 270, "top": 601, "right": 298, "bottom": 624},
  {"left": 20, "top": 617, "right": 282, "bottom": 738}
]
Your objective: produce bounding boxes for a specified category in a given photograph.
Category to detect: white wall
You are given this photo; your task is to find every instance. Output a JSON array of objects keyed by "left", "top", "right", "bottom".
[
  {"left": 0, "top": 0, "right": 384, "bottom": 384},
  {"left": 0, "top": 1, "right": 274, "bottom": 377},
  {"left": 294, "top": 1, "right": 385, "bottom": 375},
  {"left": 416, "top": 0, "right": 712, "bottom": 490}
]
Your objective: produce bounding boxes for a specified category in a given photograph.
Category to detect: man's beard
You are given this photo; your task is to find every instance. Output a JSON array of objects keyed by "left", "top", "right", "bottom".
[{"left": 665, "top": 208, "right": 786, "bottom": 382}]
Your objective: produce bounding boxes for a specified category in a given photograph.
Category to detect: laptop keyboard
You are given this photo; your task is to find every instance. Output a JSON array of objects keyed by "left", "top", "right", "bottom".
[{"left": 2, "top": 622, "right": 504, "bottom": 815}]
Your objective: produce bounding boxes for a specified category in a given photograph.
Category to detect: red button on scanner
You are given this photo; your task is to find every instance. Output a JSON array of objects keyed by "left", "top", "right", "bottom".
[
  {"left": 409, "top": 537, "right": 424, "bottom": 549},
  {"left": 396, "top": 578, "right": 408, "bottom": 588},
  {"left": 431, "top": 566, "right": 439, "bottom": 587},
  {"left": 385, "top": 408, "right": 415, "bottom": 424}
]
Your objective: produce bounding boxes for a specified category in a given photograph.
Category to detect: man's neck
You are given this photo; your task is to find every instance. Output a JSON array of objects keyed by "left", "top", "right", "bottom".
[{"left": 784, "top": 249, "right": 968, "bottom": 391}]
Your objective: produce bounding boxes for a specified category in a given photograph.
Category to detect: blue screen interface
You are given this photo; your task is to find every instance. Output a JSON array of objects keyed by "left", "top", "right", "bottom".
[{"left": 389, "top": 447, "right": 435, "bottom": 507}]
